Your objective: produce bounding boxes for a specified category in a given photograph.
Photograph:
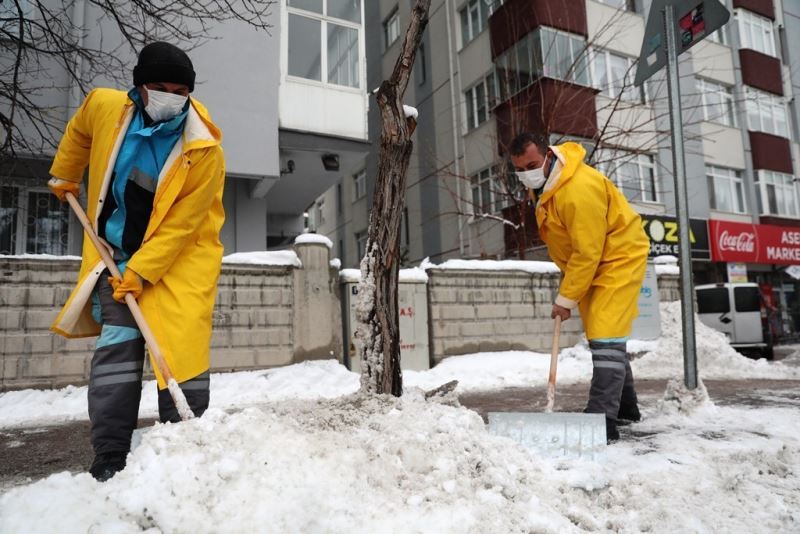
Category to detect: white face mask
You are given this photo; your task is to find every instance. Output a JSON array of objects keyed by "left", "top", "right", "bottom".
[
  {"left": 516, "top": 165, "right": 547, "bottom": 190},
  {"left": 144, "top": 88, "right": 188, "bottom": 122}
]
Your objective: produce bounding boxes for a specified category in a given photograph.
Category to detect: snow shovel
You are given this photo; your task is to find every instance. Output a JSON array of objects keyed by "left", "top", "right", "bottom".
[
  {"left": 65, "top": 192, "right": 194, "bottom": 421},
  {"left": 487, "top": 316, "right": 606, "bottom": 460}
]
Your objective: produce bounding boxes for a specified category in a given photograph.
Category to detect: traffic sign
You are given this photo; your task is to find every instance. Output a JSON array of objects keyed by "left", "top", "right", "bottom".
[{"left": 634, "top": 0, "right": 730, "bottom": 86}]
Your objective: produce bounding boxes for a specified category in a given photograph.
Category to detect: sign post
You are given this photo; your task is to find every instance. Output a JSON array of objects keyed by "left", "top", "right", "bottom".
[{"left": 635, "top": 0, "right": 729, "bottom": 390}]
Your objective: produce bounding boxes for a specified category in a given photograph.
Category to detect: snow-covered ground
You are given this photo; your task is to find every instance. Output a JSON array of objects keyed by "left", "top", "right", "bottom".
[{"left": 1, "top": 302, "right": 799, "bottom": 532}]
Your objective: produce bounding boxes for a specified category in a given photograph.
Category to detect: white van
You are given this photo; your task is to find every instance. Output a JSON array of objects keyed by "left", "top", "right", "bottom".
[{"left": 695, "top": 283, "right": 773, "bottom": 360}]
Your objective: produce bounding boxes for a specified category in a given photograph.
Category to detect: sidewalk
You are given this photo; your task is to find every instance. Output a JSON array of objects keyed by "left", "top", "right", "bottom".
[{"left": 3, "top": 377, "right": 799, "bottom": 490}]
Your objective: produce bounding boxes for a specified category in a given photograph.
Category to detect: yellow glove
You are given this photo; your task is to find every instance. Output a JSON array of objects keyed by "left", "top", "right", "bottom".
[
  {"left": 109, "top": 269, "right": 144, "bottom": 303},
  {"left": 48, "top": 177, "right": 81, "bottom": 202}
]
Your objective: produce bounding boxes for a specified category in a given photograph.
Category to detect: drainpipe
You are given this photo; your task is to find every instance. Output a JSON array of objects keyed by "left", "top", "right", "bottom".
[
  {"left": 445, "top": 0, "right": 465, "bottom": 256},
  {"left": 68, "top": 0, "right": 86, "bottom": 118}
]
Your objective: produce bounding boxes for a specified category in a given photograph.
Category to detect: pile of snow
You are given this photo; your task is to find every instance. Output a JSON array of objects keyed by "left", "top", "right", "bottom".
[
  {"left": 653, "top": 255, "right": 680, "bottom": 275},
  {"left": 421, "top": 257, "right": 560, "bottom": 275},
  {"left": 295, "top": 233, "right": 333, "bottom": 249},
  {"left": 221, "top": 250, "right": 301, "bottom": 267},
  {"left": 2, "top": 390, "right": 799, "bottom": 532},
  {"left": 0, "top": 361, "right": 358, "bottom": 429},
  {"left": 631, "top": 301, "right": 800, "bottom": 380}
]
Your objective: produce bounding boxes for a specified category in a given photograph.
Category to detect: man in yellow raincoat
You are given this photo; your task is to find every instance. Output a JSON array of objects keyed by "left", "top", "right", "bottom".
[
  {"left": 48, "top": 42, "right": 225, "bottom": 480},
  {"left": 510, "top": 132, "right": 650, "bottom": 442}
]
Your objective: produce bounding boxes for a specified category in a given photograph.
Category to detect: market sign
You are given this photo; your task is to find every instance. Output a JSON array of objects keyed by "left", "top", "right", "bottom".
[
  {"left": 640, "top": 215, "right": 710, "bottom": 260},
  {"left": 709, "top": 220, "right": 800, "bottom": 265}
]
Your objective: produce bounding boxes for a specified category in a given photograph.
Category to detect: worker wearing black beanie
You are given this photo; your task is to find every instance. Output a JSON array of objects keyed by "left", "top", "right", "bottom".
[
  {"left": 133, "top": 41, "right": 196, "bottom": 92},
  {"left": 48, "top": 39, "right": 224, "bottom": 483}
]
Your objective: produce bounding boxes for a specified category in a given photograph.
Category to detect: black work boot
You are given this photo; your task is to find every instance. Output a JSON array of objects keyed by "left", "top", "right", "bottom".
[
  {"left": 89, "top": 451, "right": 128, "bottom": 482},
  {"left": 617, "top": 402, "right": 641, "bottom": 425},
  {"left": 606, "top": 418, "right": 620, "bottom": 443}
]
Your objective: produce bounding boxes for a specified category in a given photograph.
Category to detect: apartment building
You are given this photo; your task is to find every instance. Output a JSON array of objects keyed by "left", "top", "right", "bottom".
[
  {"left": 0, "top": 0, "right": 369, "bottom": 256},
  {"left": 313, "top": 0, "right": 800, "bottom": 337}
]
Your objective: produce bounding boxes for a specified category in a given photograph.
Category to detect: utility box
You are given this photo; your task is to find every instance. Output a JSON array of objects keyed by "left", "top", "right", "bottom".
[
  {"left": 631, "top": 261, "right": 661, "bottom": 340},
  {"left": 341, "top": 271, "right": 430, "bottom": 372}
]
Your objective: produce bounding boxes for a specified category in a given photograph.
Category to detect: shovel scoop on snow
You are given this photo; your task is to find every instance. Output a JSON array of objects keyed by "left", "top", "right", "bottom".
[{"left": 487, "top": 316, "right": 607, "bottom": 460}]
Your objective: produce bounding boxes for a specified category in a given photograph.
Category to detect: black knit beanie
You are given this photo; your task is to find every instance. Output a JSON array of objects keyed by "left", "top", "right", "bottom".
[{"left": 133, "top": 42, "right": 195, "bottom": 92}]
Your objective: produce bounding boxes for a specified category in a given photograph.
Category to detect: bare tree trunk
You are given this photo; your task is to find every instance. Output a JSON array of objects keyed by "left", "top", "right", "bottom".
[{"left": 356, "top": 0, "right": 431, "bottom": 396}]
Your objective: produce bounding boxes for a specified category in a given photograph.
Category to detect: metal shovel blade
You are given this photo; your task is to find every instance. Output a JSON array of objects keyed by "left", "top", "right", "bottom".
[{"left": 487, "top": 412, "right": 607, "bottom": 460}]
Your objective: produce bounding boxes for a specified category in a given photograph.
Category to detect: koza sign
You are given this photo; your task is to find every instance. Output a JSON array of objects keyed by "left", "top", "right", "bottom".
[{"left": 710, "top": 220, "right": 800, "bottom": 265}]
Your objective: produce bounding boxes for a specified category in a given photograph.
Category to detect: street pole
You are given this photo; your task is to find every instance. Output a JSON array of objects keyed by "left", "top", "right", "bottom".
[{"left": 663, "top": 3, "right": 698, "bottom": 390}]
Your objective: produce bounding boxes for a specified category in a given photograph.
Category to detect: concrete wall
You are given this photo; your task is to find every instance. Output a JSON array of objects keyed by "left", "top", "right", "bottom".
[
  {"left": 0, "top": 241, "right": 340, "bottom": 391},
  {"left": 427, "top": 268, "right": 585, "bottom": 361},
  {"left": 1, "top": 252, "right": 680, "bottom": 390}
]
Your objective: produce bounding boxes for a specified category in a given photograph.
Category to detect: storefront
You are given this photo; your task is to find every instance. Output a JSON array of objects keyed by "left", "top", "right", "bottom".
[
  {"left": 640, "top": 214, "right": 713, "bottom": 282},
  {"left": 708, "top": 219, "right": 800, "bottom": 340}
]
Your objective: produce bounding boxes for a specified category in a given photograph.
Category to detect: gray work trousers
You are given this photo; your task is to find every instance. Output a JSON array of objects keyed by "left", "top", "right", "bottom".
[
  {"left": 88, "top": 273, "right": 210, "bottom": 455},
  {"left": 584, "top": 339, "right": 638, "bottom": 420}
]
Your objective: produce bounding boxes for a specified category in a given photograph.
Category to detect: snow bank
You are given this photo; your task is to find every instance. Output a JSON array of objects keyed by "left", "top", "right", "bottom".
[
  {"left": 221, "top": 250, "right": 301, "bottom": 267},
  {"left": 632, "top": 301, "right": 800, "bottom": 380},
  {"left": 294, "top": 233, "right": 333, "bottom": 249},
  {"left": 2, "top": 391, "right": 799, "bottom": 533},
  {"left": 0, "top": 361, "right": 358, "bottom": 429}
]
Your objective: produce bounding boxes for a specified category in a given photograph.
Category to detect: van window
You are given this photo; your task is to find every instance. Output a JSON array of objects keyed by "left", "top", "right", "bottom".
[
  {"left": 696, "top": 288, "right": 730, "bottom": 314},
  {"left": 734, "top": 286, "right": 761, "bottom": 312}
]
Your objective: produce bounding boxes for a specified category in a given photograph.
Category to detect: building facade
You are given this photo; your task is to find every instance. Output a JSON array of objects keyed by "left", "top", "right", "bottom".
[
  {"left": 313, "top": 0, "right": 800, "bottom": 338},
  {"left": 0, "top": 0, "right": 370, "bottom": 256}
]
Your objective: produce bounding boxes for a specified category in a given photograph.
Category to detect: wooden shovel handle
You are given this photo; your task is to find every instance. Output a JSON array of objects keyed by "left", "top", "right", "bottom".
[
  {"left": 545, "top": 315, "right": 562, "bottom": 412},
  {"left": 64, "top": 193, "right": 182, "bottom": 396}
]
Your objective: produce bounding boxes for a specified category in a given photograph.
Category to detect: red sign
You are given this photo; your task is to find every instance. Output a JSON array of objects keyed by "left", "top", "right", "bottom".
[{"left": 709, "top": 220, "right": 800, "bottom": 265}]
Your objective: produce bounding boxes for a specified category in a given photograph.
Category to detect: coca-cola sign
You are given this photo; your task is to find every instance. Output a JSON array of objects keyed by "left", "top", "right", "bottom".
[
  {"left": 717, "top": 230, "right": 756, "bottom": 253},
  {"left": 710, "top": 220, "right": 800, "bottom": 265}
]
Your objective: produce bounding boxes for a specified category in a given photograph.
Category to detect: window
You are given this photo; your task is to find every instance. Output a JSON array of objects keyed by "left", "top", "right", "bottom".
[
  {"left": 706, "top": 26, "right": 727, "bottom": 45},
  {"left": 460, "top": 0, "right": 504, "bottom": 45},
  {"left": 464, "top": 72, "right": 500, "bottom": 130},
  {"left": 287, "top": 0, "right": 362, "bottom": 89},
  {"left": 470, "top": 165, "right": 511, "bottom": 215},
  {"left": 745, "top": 87, "right": 788, "bottom": 138},
  {"left": 756, "top": 170, "right": 799, "bottom": 218},
  {"left": 355, "top": 230, "right": 367, "bottom": 259},
  {"left": 736, "top": 9, "right": 776, "bottom": 57},
  {"left": 0, "top": 186, "right": 70, "bottom": 255},
  {"left": 598, "top": 150, "right": 659, "bottom": 203},
  {"left": 697, "top": 78, "right": 736, "bottom": 127},
  {"left": 734, "top": 286, "right": 760, "bottom": 312},
  {"left": 697, "top": 288, "right": 731, "bottom": 314},
  {"left": 0, "top": 186, "right": 18, "bottom": 255},
  {"left": 538, "top": 27, "right": 589, "bottom": 86},
  {"left": 384, "top": 8, "right": 400, "bottom": 48},
  {"left": 494, "top": 27, "right": 588, "bottom": 100},
  {"left": 591, "top": 49, "right": 644, "bottom": 103},
  {"left": 353, "top": 169, "right": 366, "bottom": 201},
  {"left": 706, "top": 165, "right": 746, "bottom": 213}
]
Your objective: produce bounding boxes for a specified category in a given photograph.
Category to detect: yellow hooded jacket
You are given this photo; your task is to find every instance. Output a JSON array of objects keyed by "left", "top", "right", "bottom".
[
  {"left": 49, "top": 88, "right": 225, "bottom": 388},
  {"left": 535, "top": 142, "right": 650, "bottom": 340}
]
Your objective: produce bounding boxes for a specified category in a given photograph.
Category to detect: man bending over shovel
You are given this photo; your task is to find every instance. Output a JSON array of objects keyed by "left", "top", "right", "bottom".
[
  {"left": 48, "top": 42, "right": 225, "bottom": 480},
  {"left": 510, "top": 132, "right": 650, "bottom": 442}
]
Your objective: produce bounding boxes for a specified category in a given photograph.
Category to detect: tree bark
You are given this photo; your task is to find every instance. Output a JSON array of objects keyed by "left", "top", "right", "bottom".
[{"left": 356, "top": 0, "right": 431, "bottom": 396}]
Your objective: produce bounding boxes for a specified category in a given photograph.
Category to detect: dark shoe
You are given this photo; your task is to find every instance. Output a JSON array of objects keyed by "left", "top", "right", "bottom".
[
  {"left": 606, "top": 418, "right": 620, "bottom": 443},
  {"left": 617, "top": 403, "right": 641, "bottom": 425},
  {"left": 89, "top": 451, "right": 127, "bottom": 482}
]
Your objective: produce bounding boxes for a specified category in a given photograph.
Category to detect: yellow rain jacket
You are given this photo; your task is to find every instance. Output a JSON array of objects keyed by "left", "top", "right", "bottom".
[
  {"left": 49, "top": 88, "right": 225, "bottom": 388},
  {"left": 535, "top": 142, "right": 650, "bottom": 340}
]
